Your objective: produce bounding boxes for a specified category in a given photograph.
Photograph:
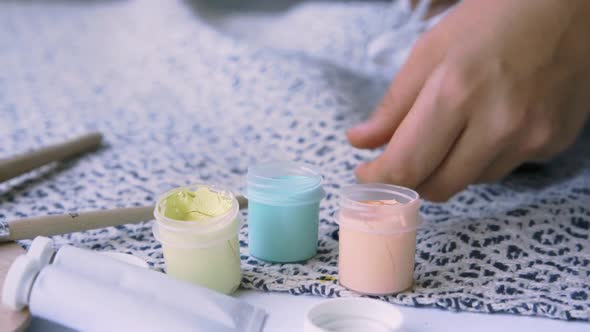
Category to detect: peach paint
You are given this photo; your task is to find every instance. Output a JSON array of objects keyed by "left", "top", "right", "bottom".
[{"left": 337, "top": 184, "right": 422, "bottom": 295}]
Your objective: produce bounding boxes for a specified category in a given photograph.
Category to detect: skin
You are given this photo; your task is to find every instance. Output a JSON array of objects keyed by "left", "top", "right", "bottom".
[
  {"left": 348, "top": 0, "right": 590, "bottom": 202},
  {"left": 412, "top": 0, "right": 457, "bottom": 17}
]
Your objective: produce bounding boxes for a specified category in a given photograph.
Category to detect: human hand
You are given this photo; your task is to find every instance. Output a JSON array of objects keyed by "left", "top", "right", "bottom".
[
  {"left": 410, "top": 0, "right": 458, "bottom": 18},
  {"left": 348, "top": 0, "right": 590, "bottom": 201}
]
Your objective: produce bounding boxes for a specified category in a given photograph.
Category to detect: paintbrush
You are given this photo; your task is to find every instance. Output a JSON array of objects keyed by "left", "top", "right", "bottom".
[
  {"left": 0, "top": 132, "right": 103, "bottom": 184},
  {"left": 0, "top": 196, "right": 248, "bottom": 242}
]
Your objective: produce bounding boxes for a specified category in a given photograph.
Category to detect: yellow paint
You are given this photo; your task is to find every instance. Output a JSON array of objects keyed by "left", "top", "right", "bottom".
[{"left": 163, "top": 187, "right": 232, "bottom": 221}]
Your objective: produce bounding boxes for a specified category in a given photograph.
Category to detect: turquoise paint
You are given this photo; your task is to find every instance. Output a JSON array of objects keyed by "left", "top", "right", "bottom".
[
  {"left": 246, "top": 162, "right": 324, "bottom": 263},
  {"left": 248, "top": 200, "right": 320, "bottom": 262}
]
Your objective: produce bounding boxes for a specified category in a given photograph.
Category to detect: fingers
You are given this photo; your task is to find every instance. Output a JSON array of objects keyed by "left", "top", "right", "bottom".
[
  {"left": 410, "top": 0, "right": 459, "bottom": 8},
  {"left": 347, "top": 33, "right": 444, "bottom": 149},
  {"left": 476, "top": 151, "right": 526, "bottom": 184},
  {"left": 410, "top": 0, "right": 460, "bottom": 18},
  {"left": 355, "top": 64, "right": 469, "bottom": 188},
  {"left": 477, "top": 100, "right": 586, "bottom": 184},
  {"left": 416, "top": 115, "right": 508, "bottom": 201}
]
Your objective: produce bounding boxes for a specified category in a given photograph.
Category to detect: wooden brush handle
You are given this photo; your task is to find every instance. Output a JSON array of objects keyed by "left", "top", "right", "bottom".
[
  {"left": 0, "top": 132, "right": 103, "bottom": 183},
  {"left": 4, "top": 195, "right": 247, "bottom": 241},
  {"left": 5, "top": 206, "right": 155, "bottom": 241}
]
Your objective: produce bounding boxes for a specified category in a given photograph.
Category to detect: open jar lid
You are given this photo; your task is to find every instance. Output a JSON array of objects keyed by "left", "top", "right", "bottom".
[
  {"left": 337, "top": 183, "right": 423, "bottom": 234},
  {"left": 304, "top": 298, "right": 403, "bottom": 332},
  {"left": 246, "top": 161, "right": 325, "bottom": 206}
]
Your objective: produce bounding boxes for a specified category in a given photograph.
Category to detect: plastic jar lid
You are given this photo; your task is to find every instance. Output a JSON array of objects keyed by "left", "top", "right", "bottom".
[
  {"left": 304, "top": 298, "right": 403, "bottom": 332},
  {"left": 246, "top": 161, "right": 325, "bottom": 206},
  {"left": 337, "top": 184, "right": 422, "bottom": 234},
  {"left": 153, "top": 184, "right": 241, "bottom": 248},
  {"left": 153, "top": 184, "right": 239, "bottom": 233}
]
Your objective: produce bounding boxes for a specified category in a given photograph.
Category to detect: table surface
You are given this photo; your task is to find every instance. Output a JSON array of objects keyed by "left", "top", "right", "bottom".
[{"left": 28, "top": 289, "right": 589, "bottom": 332}]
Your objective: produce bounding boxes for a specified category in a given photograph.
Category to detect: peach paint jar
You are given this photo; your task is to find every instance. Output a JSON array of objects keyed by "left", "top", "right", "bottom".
[{"left": 336, "top": 184, "right": 422, "bottom": 295}]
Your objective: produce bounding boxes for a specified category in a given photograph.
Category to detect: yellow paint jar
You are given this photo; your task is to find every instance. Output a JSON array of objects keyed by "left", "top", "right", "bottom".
[{"left": 153, "top": 184, "right": 241, "bottom": 294}]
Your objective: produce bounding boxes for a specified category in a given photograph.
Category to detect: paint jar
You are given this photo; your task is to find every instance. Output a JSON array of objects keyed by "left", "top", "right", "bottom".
[
  {"left": 246, "top": 161, "right": 325, "bottom": 263},
  {"left": 153, "top": 184, "right": 241, "bottom": 295},
  {"left": 336, "top": 184, "right": 422, "bottom": 295}
]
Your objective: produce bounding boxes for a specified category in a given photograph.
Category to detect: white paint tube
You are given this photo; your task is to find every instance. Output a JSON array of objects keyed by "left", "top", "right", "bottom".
[{"left": 3, "top": 238, "right": 267, "bottom": 332}]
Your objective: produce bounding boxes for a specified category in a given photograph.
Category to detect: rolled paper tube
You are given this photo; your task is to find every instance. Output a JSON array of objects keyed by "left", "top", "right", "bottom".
[{"left": 0, "top": 132, "right": 103, "bottom": 183}]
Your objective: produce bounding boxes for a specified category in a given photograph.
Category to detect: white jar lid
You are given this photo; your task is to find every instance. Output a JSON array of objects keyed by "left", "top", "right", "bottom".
[{"left": 304, "top": 298, "right": 403, "bottom": 332}]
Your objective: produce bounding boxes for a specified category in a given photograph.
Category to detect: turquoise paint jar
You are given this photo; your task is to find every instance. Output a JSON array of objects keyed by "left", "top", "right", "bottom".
[{"left": 246, "top": 161, "right": 325, "bottom": 263}]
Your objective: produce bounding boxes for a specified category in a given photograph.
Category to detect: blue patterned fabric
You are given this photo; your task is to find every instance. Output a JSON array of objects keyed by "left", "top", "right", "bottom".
[{"left": 0, "top": 0, "right": 588, "bottom": 321}]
